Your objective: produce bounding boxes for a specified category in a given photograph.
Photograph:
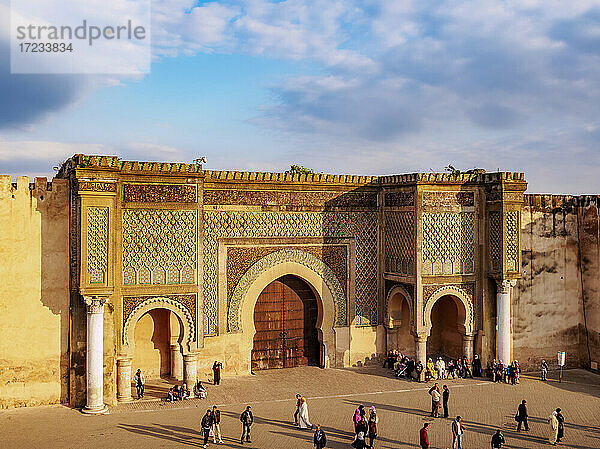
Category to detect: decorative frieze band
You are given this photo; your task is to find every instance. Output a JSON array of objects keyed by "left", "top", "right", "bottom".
[
  {"left": 123, "top": 183, "right": 197, "bottom": 203},
  {"left": 78, "top": 180, "right": 116, "bottom": 193}
]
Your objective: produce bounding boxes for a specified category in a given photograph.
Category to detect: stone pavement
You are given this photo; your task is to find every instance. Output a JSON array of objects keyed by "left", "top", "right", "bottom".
[{"left": 1, "top": 367, "right": 599, "bottom": 449}]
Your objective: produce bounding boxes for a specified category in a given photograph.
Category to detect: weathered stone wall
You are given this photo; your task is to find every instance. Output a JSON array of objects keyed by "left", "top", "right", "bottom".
[
  {"left": 513, "top": 195, "right": 600, "bottom": 370},
  {"left": 0, "top": 177, "right": 70, "bottom": 408}
]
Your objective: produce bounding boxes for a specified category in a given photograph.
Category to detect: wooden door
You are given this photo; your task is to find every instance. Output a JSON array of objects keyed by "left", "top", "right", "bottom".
[{"left": 252, "top": 275, "right": 318, "bottom": 370}]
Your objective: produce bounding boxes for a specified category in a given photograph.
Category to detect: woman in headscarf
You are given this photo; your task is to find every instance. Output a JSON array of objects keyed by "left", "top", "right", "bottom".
[
  {"left": 550, "top": 409, "right": 559, "bottom": 445},
  {"left": 353, "top": 405, "right": 364, "bottom": 432},
  {"left": 368, "top": 406, "right": 379, "bottom": 448},
  {"left": 298, "top": 396, "right": 313, "bottom": 429}
]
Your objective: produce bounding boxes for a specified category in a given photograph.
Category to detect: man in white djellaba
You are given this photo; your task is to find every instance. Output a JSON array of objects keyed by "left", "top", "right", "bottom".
[{"left": 298, "top": 396, "right": 313, "bottom": 429}]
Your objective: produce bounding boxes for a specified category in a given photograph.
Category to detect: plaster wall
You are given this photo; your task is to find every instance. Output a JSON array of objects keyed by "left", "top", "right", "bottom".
[
  {"left": 513, "top": 195, "right": 600, "bottom": 370},
  {"left": 0, "top": 177, "right": 70, "bottom": 408}
]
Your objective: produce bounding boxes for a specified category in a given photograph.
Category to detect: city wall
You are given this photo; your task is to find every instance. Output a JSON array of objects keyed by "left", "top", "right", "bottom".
[
  {"left": 0, "top": 177, "right": 70, "bottom": 408},
  {"left": 513, "top": 194, "right": 600, "bottom": 369}
]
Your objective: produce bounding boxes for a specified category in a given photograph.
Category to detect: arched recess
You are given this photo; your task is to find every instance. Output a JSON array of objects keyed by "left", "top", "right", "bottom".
[
  {"left": 423, "top": 286, "right": 474, "bottom": 337},
  {"left": 122, "top": 297, "right": 195, "bottom": 356},
  {"left": 237, "top": 260, "right": 337, "bottom": 370},
  {"left": 385, "top": 285, "right": 414, "bottom": 356},
  {"left": 385, "top": 284, "right": 414, "bottom": 330}
]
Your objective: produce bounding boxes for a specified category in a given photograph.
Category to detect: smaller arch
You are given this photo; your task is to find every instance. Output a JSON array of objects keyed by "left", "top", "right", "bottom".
[
  {"left": 423, "top": 286, "right": 474, "bottom": 336},
  {"left": 123, "top": 297, "right": 195, "bottom": 355},
  {"left": 385, "top": 284, "right": 413, "bottom": 330}
]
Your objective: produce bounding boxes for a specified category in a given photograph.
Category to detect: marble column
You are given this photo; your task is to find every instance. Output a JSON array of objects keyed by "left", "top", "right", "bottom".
[
  {"left": 116, "top": 357, "right": 133, "bottom": 403},
  {"left": 183, "top": 353, "right": 197, "bottom": 389},
  {"left": 415, "top": 333, "right": 427, "bottom": 381},
  {"left": 386, "top": 327, "right": 399, "bottom": 353},
  {"left": 82, "top": 296, "right": 109, "bottom": 414},
  {"left": 170, "top": 343, "right": 184, "bottom": 380},
  {"left": 462, "top": 334, "right": 474, "bottom": 362},
  {"left": 496, "top": 280, "right": 515, "bottom": 364}
]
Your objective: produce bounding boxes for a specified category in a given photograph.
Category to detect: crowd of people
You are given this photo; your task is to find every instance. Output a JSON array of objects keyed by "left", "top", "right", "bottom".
[
  {"left": 130, "top": 356, "right": 567, "bottom": 448},
  {"left": 383, "top": 350, "right": 527, "bottom": 384}
]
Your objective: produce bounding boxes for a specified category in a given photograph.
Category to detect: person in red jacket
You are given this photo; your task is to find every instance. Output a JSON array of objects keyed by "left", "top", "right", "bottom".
[{"left": 420, "top": 423, "right": 429, "bottom": 449}]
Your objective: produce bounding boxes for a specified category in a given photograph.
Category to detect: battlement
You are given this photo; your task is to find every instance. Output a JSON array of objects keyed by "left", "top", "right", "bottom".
[
  {"left": 378, "top": 171, "right": 525, "bottom": 185},
  {"left": 0, "top": 175, "right": 69, "bottom": 201},
  {"left": 62, "top": 154, "right": 204, "bottom": 174},
  {"left": 203, "top": 169, "right": 377, "bottom": 185},
  {"left": 524, "top": 193, "right": 600, "bottom": 211}
]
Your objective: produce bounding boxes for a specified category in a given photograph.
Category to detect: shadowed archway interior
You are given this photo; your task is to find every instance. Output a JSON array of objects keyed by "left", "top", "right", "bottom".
[
  {"left": 252, "top": 275, "right": 320, "bottom": 370},
  {"left": 428, "top": 295, "right": 463, "bottom": 359},
  {"left": 132, "top": 309, "right": 183, "bottom": 379}
]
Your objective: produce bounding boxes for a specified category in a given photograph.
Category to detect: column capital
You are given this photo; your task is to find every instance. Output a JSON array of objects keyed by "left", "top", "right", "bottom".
[
  {"left": 414, "top": 332, "right": 428, "bottom": 342},
  {"left": 83, "top": 295, "right": 109, "bottom": 314},
  {"left": 496, "top": 279, "right": 517, "bottom": 294},
  {"left": 116, "top": 357, "right": 132, "bottom": 366}
]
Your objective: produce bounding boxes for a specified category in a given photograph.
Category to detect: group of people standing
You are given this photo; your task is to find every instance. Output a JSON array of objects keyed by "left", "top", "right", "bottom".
[
  {"left": 488, "top": 359, "right": 521, "bottom": 384},
  {"left": 351, "top": 404, "right": 378, "bottom": 449}
]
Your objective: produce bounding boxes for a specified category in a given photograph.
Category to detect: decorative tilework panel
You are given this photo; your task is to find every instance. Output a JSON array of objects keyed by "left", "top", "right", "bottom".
[
  {"left": 422, "top": 212, "right": 475, "bottom": 275},
  {"left": 204, "top": 189, "right": 377, "bottom": 208},
  {"left": 122, "top": 209, "right": 197, "bottom": 285},
  {"left": 384, "top": 211, "right": 415, "bottom": 274},
  {"left": 203, "top": 211, "right": 378, "bottom": 334},
  {"left": 87, "top": 207, "right": 109, "bottom": 284},
  {"left": 123, "top": 184, "right": 197, "bottom": 203},
  {"left": 384, "top": 191, "right": 414, "bottom": 207},
  {"left": 506, "top": 211, "right": 519, "bottom": 271},
  {"left": 228, "top": 249, "right": 347, "bottom": 331},
  {"left": 489, "top": 211, "right": 502, "bottom": 272},
  {"left": 422, "top": 191, "right": 474, "bottom": 208}
]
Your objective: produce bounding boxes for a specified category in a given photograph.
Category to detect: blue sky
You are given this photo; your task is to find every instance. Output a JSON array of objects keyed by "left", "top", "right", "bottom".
[{"left": 1, "top": 0, "right": 600, "bottom": 193}]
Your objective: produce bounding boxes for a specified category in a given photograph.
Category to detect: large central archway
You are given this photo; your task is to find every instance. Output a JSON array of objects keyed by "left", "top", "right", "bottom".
[{"left": 252, "top": 275, "right": 320, "bottom": 370}]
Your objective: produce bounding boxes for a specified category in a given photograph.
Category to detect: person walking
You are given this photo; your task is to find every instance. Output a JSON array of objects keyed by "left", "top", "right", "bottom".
[
  {"left": 491, "top": 429, "right": 505, "bottom": 448},
  {"left": 298, "top": 396, "right": 313, "bottom": 429},
  {"left": 429, "top": 383, "right": 441, "bottom": 418},
  {"left": 419, "top": 423, "right": 429, "bottom": 449},
  {"left": 211, "top": 405, "right": 223, "bottom": 444},
  {"left": 516, "top": 400, "right": 529, "bottom": 431},
  {"left": 442, "top": 385, "right": 450, "bottom": 418},
  {"left": 556, "top": 408, "right": 564, "bottom": 443},
  {"left": 550, "top": 409, "right": 559, "bottom": 445},
  {"left": 240, "top": 405, "right": 253, "bottom": 444},
  {"left": 212, "top": 361, "right": 223, "bottom": 385},
  {"left": 541, "top": 360, "right": 549, "bottom": 381},
  {"left": 201, "top": 409, "right": 214, "bottom": 448},
  {"left": 451, "top": 416, "right": 464, "bottom": 449},
  {"left": 294, "top": 394, "right": 302, "bottom": 426},
  {"left": 134, "top": 368, "right": 145, "bottom": 399},
  {"left": 313, "top": 425, "right": 327, "bottom": 449},
  {"left": 368, "top": 406, "right": 378, "bottom": 448}
]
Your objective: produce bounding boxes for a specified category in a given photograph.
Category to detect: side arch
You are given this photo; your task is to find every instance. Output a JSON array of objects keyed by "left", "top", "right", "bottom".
[
  {"left": 385, "top": 284, "right": 414, "bottom": 329},
  {"left": 423, "top": 286, "right": 474, "bottom": 336},
  {"left": 228, "top": 249, "right": 346, "bottom": 332},
  {"left": 122, "top": 297, "right": 195, "bottom": 355}
]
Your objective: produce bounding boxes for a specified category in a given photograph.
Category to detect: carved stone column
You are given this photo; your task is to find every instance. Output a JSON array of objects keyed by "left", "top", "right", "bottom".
[
  {"left": 386, "top": 327, "right": 399, "bottom": 353},
  {"left": 82, "top": 296, "right": 109, "bottom": 414},
  {"left": 183, "top": 353, "right": 197, "bottom": 389},
  {"left": 116, "top": 357, "right": 133, "bottom": 403},
  {"left": 496, "top": 280, "right": 515, "bottom": 364},
  {"left": 462, "top": 334, "right": 474, "bottom": 362},
  {"left": 415, "top": 333, "right": 427, "bottom": 381},
  {"left": 170, "top": 343, "right": 184, "bottom": 380}
]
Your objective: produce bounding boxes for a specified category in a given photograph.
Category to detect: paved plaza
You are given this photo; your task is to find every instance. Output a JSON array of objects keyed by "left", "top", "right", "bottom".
[{"left": 1, "top": 367, "right": 599, "bottom": 449}]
